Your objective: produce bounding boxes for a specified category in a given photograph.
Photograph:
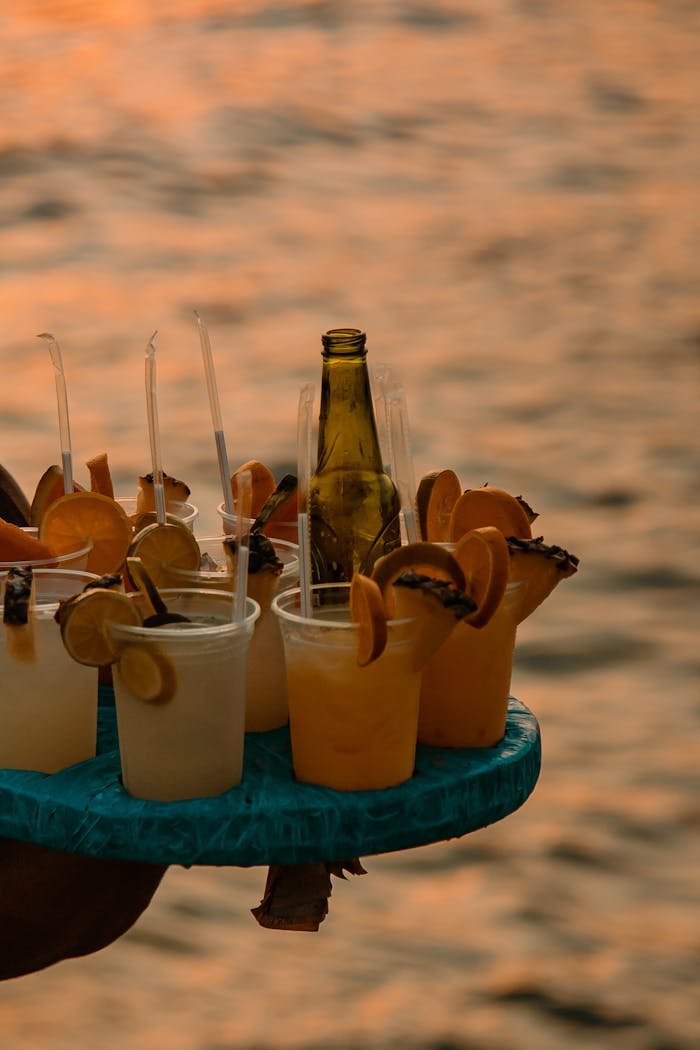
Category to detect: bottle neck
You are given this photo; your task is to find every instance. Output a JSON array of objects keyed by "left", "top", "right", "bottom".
[{"left": 316, "top": 330, "right": 384, "bottom": 473}]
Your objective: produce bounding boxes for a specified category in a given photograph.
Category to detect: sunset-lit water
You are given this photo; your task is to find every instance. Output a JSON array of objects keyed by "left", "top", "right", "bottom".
[{"left": 1, "top": 2, "right": 699, "bottom": 1048}]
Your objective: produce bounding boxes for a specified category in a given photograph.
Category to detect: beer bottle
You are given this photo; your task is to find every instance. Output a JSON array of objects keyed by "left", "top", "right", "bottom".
[{"left": 309, "top": 328, "right": 401, "bottom": 583}]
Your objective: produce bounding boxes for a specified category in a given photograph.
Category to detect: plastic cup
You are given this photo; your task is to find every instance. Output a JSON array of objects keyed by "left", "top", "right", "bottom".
[
  {"left": 217, "top": 502, "right": 298, "bottom": 544},
  {"left": 109, "top": 589, "right": 259, "bottom": 801},
  {"left": 273, "top": 583, "right": 421, "bottom": 791},
  {"left": 157, "top": 536, "right": 299, "bottom": 733},
  {"left": 0, "top": 568, "right": 100, "bottom": 772},
  {"left": 115, "top": 496, "right": 199, "bottom": 531},
  {"left": 417, "top": 579, "right": 526, "bottom": 748},
  {"left": 5, "top": 530, "right": 94, "bottom": 572}
]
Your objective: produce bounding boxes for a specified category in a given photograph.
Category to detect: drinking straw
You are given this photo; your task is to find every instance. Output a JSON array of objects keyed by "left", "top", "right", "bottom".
[
  {"left": 233, "top": 467, "right": 251, "bottom": 623},
  {"left": 144, "top": 332, "right": 166, "bottom": 525},
  {"left": 38, "top": 333, "right": 73, "bottom": 494},
  {"left": 386, "top": 376, "right": 419, "bottom": 544},
  {"left": 372, "top": 362, "right": 393, "bottom": 476},
  {"left": 194, "top": 310, "right": 235, "bottom": 517},
  {"left": 296, "top": 382, "right": 315, "bottom": 617}
]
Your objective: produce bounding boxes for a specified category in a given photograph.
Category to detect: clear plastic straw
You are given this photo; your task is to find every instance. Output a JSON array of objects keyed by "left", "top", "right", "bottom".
[
  {"left": 144, "top": 332, "right": 166, "bottom": 525},
  {"left": 234, "top": 468, "right": 251, "bottom": 623},
  {"left": 296, "top": 382, "right": 315, "bottom": 617},
  {"left": 38, "top": 333, "right": 73, "bottom": 494},
  {"left": 386, "top": 376, "right": 419, "bottom": 544},
  {"left": 194, "top": 310, "right": 235, "bottom": 517},
  {"left": 372, "top": 362, "right": 393, "bottom": 476}
]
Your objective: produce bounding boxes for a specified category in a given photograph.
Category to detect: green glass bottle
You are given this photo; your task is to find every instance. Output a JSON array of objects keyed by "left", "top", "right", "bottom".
[{"left": 309, "top": 328, "right": 401, "bottom": 584}]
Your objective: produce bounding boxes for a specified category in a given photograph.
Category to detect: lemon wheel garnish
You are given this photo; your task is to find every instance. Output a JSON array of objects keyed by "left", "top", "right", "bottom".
[
  {"left": 349, "top": 573, "right": 387, "bottom": 666},
  {"left": 453, "top": 526, "right": 510, "bottom": 629},
  {"left": 448, "top": 486, "right": 533, "bottom": 543},
  {"left": 371, "top": 541, "right": 466, "bottom": 617},
  {"left": 127, "top": 521, "right": 200, "bottom": 590},
  {"left": 117, "top": 642, "right": 176, "bottom": 704},
  {"left": 59, "top": 589, "right": 144, "bottom": 667},
  {"left": 39, "top": 491, "right": 132, "bottom": 575}
]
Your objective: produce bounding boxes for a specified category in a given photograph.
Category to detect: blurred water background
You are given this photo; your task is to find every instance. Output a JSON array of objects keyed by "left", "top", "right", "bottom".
[{"left": 1, "top": 1, "right": 699, "bottom": 1047}]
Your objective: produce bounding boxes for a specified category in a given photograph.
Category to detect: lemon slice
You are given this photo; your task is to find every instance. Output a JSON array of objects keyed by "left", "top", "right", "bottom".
[
  {"left": 39, "top": 491, "right": 132, "bottom": 575},
  {"left": 392, "top": 574, "right": 475, "bottom": 669},
  {"left": 127, "top": 521, "right": 201, "bottom": 590},
  {"left": 449, "top": 486, "right": 533, "bottom": 542},
  {"left": 350, "top": 573, "right": 388, "bottom": 666},
  {"left": 117, "top": 642, "right": 176, "bottom": 704},
  {"left": 59, "top": 588, "right": 144, "bottom": 666},
  {"left": 415, "top": 469, "right": 461, "bottom": 542},
  {"left": 371, "top": 541, "right": 466, "bottom": 617},
  {"left": 453, "top": 526, "right": 511, "bottom": 628}
]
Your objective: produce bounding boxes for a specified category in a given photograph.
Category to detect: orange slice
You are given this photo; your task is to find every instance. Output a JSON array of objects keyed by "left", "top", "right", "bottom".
[
  {"left": 392, "top": 574, "right": 475, "bottom": 669},
  {"left": 117, "top": 642, "right": 176, "bottom": 704},
  {"left": 29, "top": 465, "right": 84, "bottom": 526},
  {"left": 86, "top": 452, "right": 115, "bottom": 499},
  {"left": 0, "top": 520, "right": 56, "bottom": 565},
  {"left": 371, "top": 541, "right": 466, "bottom": 616},
  {"left": 59, "top": 588, "right": 143, "bottom": 667},
  {"left": 415, "top": 469, "right": 461, "bottom": 542},
  {"left": 453, "top": 526, "right": 511, "bottom": 628},
  {"left": 449, "top": 485, "right": 533, "bottom": 542},
  {"left": 230, "top": 460, "right": 276, "bottom": 519},
  {"left": 127, "top": 520, "right": 201, "bottom": 590},
  {"left": 507, "top": 537, "right": 579, "bottom": 624},
  {"left": 136, "top": 472, "right": 191, "bottom": 516},
  {"left": 349, "top": 573, "right": 388, "bottom": 666},
  {"left": 39, "top": 492, "right": 132, "bottom": 576}
]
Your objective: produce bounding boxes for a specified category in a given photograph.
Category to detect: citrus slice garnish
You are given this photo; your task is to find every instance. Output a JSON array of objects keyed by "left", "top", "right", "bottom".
[
  {"left": 117, "top": 642, "right": 176, "bottom": 704},
  {"left": 29, "top": 464, "right": 84, "bottom": 526},
  {"left": 371, "top": 541, "right": 466, "bottom": 616},
  {"left": 449, "top": 485, "right": 533, "bottom": 542},
  {"left": 350, "top": 572, "right": 388, "bottom": 666},
  {"left": 38, "top": 491, "right": 132, "bottom": 576},
  {"left": 127, "top": 520, "right": 201, "bottom": 589},
  {"left": 230, "top": 460, "right": 276, "bottom": 518},
  {"left": 392, "top": 573, "right": 475, "bottom": 669},
  {"left": 0, "top": 462, "right": 31, "bottom": 526},
  {"left": 130, "top": 509, "right": 192, "bottom": 535},
  {"left": 453, "top": 526, "right": 511, "bottom": 628},
  {"left": 0, "top": 520, "right": 56, "bottom": 565},
  {"left": 507, "top": 536, "right": 579, "bottom": 624},
  {"left": 2, "top": 566, "right": 36, "bottom": 663},
  {"left": 86, "top": 452, "right": 115, "bottom": 498},
  {"left": 58, "top": 588, "right": 143, "bottom": 666},
  {"left": 415, "top": 469, "right": 462, "bottom": 542}
]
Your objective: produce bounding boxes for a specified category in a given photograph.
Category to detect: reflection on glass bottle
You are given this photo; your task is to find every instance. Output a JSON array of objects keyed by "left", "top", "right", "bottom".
[{"left": 309, "top": 328, "right": 401, "bottom": 584}]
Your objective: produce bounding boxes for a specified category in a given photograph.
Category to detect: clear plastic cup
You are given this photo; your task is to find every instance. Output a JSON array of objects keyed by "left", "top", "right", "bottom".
[
  {"left": 4, "top": 530, "right": 95, "bottom": 572},
  {"left": 0, "top": 568, "right": 99, "bottom": 772},
  {"left": 109, "top": 589, "right": 259, "bottom": 801},
  {"left": 417, "top": 579, "right": 526, "bottom": 748},
  {"left": 115, "top": 496, "right": 199, "bottom": 531},
  {"left": 273, "top": 583, "right": 421, "bottom": 790},
  {"left": 217, "top": 502, "right": 298, "bottom": 544}
]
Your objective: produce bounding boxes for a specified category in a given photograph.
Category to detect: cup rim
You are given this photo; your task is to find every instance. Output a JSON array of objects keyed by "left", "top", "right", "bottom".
[
  {"left": 0, "top": 568, "right": 100, "bottom": 611},
  {"left": 272, "top": 582, "right": 412, "bottom": 630},
  {"left": 0, "top": 538, "right": 95, "bottom": 571},
  {"left": 110, "top": 590, "right": 260, "bottom": 640}
]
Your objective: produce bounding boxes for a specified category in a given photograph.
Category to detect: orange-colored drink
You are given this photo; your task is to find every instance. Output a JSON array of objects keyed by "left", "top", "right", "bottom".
[{"left": 273, "top": 584, "right": 420, "bottom": 790}]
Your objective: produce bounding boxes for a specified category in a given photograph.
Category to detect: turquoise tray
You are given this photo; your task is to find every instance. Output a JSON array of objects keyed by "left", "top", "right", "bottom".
[{"left": 0, "top": 687, "right": 541, "bottom": 867}]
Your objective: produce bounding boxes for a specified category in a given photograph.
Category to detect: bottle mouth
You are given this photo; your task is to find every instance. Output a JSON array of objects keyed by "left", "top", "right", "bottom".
[{"left": 321, "top": 328, "right": 366, "bottom": 355}]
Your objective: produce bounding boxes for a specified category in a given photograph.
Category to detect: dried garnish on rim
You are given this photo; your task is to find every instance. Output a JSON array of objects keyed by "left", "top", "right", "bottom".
[{"left": 3, "top": 566, "right": 36, "bottom": 663}]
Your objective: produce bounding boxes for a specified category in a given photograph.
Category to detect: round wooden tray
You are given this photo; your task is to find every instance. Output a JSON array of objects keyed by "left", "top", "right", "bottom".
[{"left": 0, "top": 688, "right": 540, "bottom": 866}]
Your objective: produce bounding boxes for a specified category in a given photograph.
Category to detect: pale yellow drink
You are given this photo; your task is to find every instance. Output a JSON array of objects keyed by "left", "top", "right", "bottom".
[
  {"left": 0, "top": 568, "right": 99, "bottom": 772},
  {"left": 418, "top": 580, "right": 525, "bottom": 748},
  {"left": 273, "top": 583, "right": 420, "bottom": 790},
  {"left": 159, "top": 536, "right": 298, "bottom": 732},
  {"left": 110, "top": 589, "right": 259, "bottom": 801}
]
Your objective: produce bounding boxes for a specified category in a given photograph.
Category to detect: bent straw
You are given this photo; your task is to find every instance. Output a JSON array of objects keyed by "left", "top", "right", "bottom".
[
  {"left": 144, "top": 332, "right": 166, "bottom": 525},
  {"left": 194, "top": 311, "right": 235, "bottom": 517},
  {"left": 386, "top": 376, "right": 419, "bottom": 544},
  {"left": 296, "top": 382, "right": 315, "bottom": 617},
  {"left": 38, "top": 333, "right": 73, "bottom": 494},
  {"left": 233, "top": 467, "right": 251, "bottom": 623}
]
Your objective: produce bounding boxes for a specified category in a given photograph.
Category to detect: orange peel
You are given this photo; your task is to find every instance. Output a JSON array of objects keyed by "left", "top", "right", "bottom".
[
  {"left": 86, "top": 453, "right": 115, "bottom": 499},
  {"left": 415, "top": 469, "right": 461, "bottom": 542},
  {"left": 349, "top": 572, "right": 388, "bottom": 667},
  {"left": 230, "top": 460, "right": 276, "bottom": 519},
  {"left": 371, "top": 541, "right": 466, "bottom": 618},
  {"left": 449, "top": 485, "right": 533, "bottom": 542}
]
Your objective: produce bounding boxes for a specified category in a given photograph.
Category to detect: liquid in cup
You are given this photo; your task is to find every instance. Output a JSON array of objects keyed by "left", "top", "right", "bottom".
[
  {"left": 109, "top": 589, "right": 259, "bottom": 801},
  {"left": 158, "top": 536, "right": 299, "bottom": 732},
  {"left": 418, "top": 580, "right": 525, "bottom": 748},
  {"left": 0, "top": 568, "right": 99, "bottom": 772},
  {"left": 273, "top": 583, "right": 420, "bottom": 791}
]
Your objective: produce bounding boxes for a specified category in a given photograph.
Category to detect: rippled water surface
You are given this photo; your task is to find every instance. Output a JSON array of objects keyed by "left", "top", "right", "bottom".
[{"left": 1, "top": 2, "right": 699, "bottom": 1048}]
